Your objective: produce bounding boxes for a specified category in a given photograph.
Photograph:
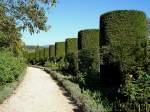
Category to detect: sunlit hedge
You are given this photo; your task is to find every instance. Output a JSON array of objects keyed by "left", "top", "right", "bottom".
[
  {"left": 49, "top": 45, "right": 55, "bottom": 58},
  {"left": 78, "top": 29, "right": 99, "bottom": 50},
  {"left": 65, "top": 38, "right": 78, "bottom": 54},
  {"left": 55, "top": 42, "right": 65, "bottom": 62},
  {"left": 100, "top": 10, "right": 148, "bottom": 85}
]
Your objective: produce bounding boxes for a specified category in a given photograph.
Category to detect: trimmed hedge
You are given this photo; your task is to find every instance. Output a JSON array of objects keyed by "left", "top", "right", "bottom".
[
  {"left": 78, "top": 29, "right": 100, "bottom": 85},
  {"left": 45, "top": 48, "right": 49, "bottom": 60},
  {"left": 78, "top": 49, "right": 100, "bottom": 87},
  {"left": 39, "top": 48, "right": 45, "bottom": 60},
  {"left": 55, "top": 42, "right": 65, "bottom": 60},
  {"left": 100, "top": 10, "right": 148, "bottom": 85},
  {"left": 78, "top": 29, "right": 99, "bottom": 50},
  {"left": 35, "top": 46, "right": 40, "bottom": 62},
  {"left": 100, "top": 10, "right": 148, "bottom": 47},
  {"left": 65, "top": 38, "right": 78, "bottom": 54},
  {"left": 49, "top": 45, "right": 55, "bottom": 58}
]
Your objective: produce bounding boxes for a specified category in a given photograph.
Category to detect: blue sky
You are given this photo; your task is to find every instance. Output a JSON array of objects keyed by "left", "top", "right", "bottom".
[{"left": 21, "top": 0, "right": 150, "bottom": 46}]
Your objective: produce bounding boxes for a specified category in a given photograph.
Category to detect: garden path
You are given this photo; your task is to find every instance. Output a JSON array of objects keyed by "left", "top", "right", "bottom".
[{"left": 0, "top": 67, "right": 78, "bottom": 112}]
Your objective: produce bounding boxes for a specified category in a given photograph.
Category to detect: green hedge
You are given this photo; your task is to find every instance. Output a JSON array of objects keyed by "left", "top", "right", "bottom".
[
  {"left": 78, "top": 29, "right": 100, "bottom": 84},
  {"left": 55, "top": 42, "right": 65, "bottom": 61},
  {"left": 35, "top": 47, "right": 40, "bottom": 61},
  {"left": 39, "top": 48, "right": 45, "bottom": 60},
  {"left": 65, "top": 38, "right": 78, "bottom": 54},
  {"left": 78, "top": 49, "right": 100, "bottom": 87},
  {"left": 78, "top": 29, "right": 99, "bottom": 50},
  {"left": 45, "top": 48, "right": 49, "bottom": 60},
  {"left": 49, "top": 45, "right": 55, "bottom": 58},
  {"left": 100, "top": 10, "right": 148, "bottom": 85}
]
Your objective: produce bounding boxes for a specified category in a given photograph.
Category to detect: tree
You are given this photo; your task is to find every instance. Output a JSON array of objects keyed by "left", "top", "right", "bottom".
[{"left": 0, "top": 0, "right": 57, "bottom": 34}]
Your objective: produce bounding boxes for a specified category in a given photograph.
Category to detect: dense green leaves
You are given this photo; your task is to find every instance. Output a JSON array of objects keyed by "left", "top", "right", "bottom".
[
  {"left": 64, "top": 53, "right": 78, "bottom": 75},
  {"left": 100, "top": 10, "right": 149, "bottom": 111},
  {"left": 78, "top": 29, "right": 99, "bottom": 50},
  {"left": 0, "top": 0, "right": 57, "bottom": 34},
  {"left": 49, "top": 45, "right": 55, "bottom": 58},
  {"left": 65, "top": 38, "right": 78, "bottom": 54},
  {"left": 0, "top": 50, "right": 26, "bottom": 84},
  {"left": 100, "top": 10, "right": 148, "bottom": 80},
  {"left": 55, "top": 42, "right": 65, "bottom": 62}
]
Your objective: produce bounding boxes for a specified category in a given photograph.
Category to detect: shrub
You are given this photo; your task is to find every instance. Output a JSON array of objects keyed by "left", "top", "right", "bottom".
[
  {"left": 78, "top": 29, "right": 100, "bottom": 87},
  {"left": 65, "top": 38, "right": 78, "bottom": 54},
  {"left": 45, "top": 48, "right": 49, "bottom": 60},
  {"left": 49, "top": 45, "right": 55, "bottom": 61},
  {"left": 55, "top": 42, "right": 65, "bottom": 62},
  {"left": 78, "top": 29, "right": 99, "bottom": 50},
  {"left": 100, "top": 10, "right": 148, "bottom": 85},
  {"left": 0, "top": 50, "right": 26, "bottom": 84},
  {"left": 78, "top": 49, "right": 100, "bottom": 87},
  {"left": 64, "top": 53, "right": 78, "bottom": 75},
  {"left": 119, "top": 71, "right": 150, "bottom": 112}
]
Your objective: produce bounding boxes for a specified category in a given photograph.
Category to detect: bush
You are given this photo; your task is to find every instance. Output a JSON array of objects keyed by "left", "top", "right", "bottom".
[
  {"left": 78, "top": 29, "right": 100, "bottom": 87},
  {"left": 49, "top": 45, "right": 55, "bottom": 58},
  {"left": 64, "top": 53, "right": 78, "bottom": 75},
  {"left": 45, "top": 48, "right": 49, "bottom": 60},
  {"left": 78, "top": 49, "right": 100, "bottom": 87},
  {"left": 55, "top": 42, "right": 65, "bottom": 62},
  {"left": 78, "top": 29, "right": 99, "bottom": 50},
  {"left": 119, "top": 71, "right": 150, "bottom": 112},
  {"left": 65, "top": 38, "right": 78, "bottom": 54},
  {"left": 0, "top": 50, "right": 26, "bottom": 84},
  {"left": 100, "top": 10, "right": 148, "bottom": 85}
]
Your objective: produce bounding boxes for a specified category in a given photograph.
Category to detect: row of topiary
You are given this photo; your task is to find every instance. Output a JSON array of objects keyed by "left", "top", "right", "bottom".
[{"left": 28, "top": 10, "right": 149, "bottom": 111}]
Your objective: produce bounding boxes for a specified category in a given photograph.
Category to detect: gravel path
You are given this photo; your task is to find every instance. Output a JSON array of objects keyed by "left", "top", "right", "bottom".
[{"left": 0, "top": 67, "right": 78, "bottom": 112}]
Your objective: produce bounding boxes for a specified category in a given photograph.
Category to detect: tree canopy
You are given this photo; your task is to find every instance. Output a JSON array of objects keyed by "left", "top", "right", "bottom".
[{"left": 0, "top": 0, "right": 56, "bottom": 34}]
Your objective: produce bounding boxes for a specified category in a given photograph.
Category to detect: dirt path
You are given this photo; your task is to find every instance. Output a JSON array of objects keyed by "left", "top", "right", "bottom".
[{"left": 0, "top": 67, "right": 78, "bottom": 112}]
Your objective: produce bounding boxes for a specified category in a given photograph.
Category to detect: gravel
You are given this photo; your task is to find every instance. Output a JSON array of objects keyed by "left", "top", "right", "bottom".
[{"left": 0, "top": 67, "right": 78, "bottom": 112}]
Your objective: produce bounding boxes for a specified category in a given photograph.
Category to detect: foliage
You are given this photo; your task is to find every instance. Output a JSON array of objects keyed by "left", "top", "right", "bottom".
[
  {"left": 55, "top": 42, "right": 65, "bottom": 62},
  {"left": 78, "top": 29, "right": 99, "bottom": 50},
  {"left": 100, "top": 10, "right": 148, "bottom": 85},
  {"left": 119, "top": 71, "right": 150, "bottom": 112},
  {"left": 45, "top": 48, "right": 49, "bottom": 60},
  {"left": 0, "top": 50, "right": 26, "bottom": 85},
  {"left": 64, "top": 53, "right": 78, "bottom": 75},
  {"left": 0, "top": 0, "right": 57, "bottom": 34},
  {"left": 78, "top": 29, "right": 100, "bottom": 87},
  {"left": 0, "top": 6, "right": 25, "bottom": 56},
  {"left": 65, "top": 38, "right": 78, "bottom": 54},
  {"left": 78, "top": 49, "right": 100, "bottom": 87},
  {"left": 44, "top": 61, "right": 65, "bottom": 71},
  {"left": 49, "top": 45, "right": 55, "bottom": 58}
]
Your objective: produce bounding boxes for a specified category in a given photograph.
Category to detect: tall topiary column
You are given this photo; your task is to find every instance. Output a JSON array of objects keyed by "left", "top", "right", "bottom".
[
  {"left": 55, "top": 42, "right": 65, "bottom": 62},
  {"left": 65, "top": 38, "right": 78, "bottom": 75},
  {"left": 100, "top": 10, "right": 148, "bottom": 86},
  {"left": 49, "top": 45, "right": 55, "bottom": 62},
  {"left": 65, "top": 38, "right": 78, "bottom": 54},
  {"left": 78, "top": 29, "right": 100, "bottom": 87}
]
